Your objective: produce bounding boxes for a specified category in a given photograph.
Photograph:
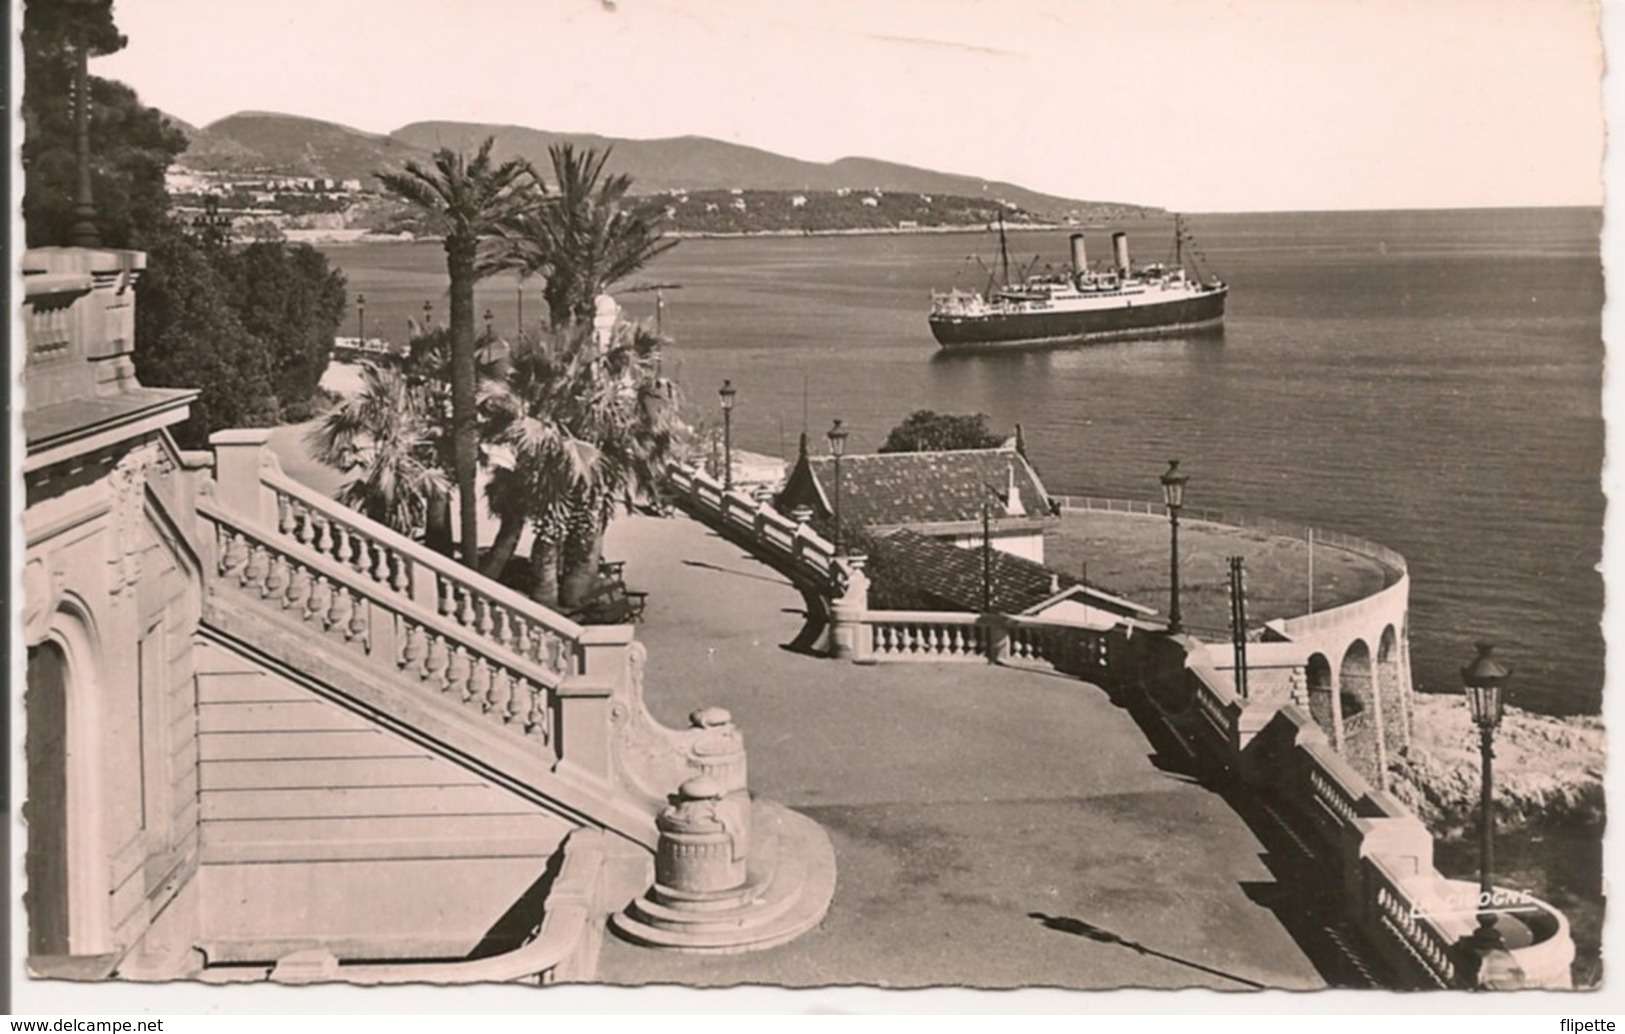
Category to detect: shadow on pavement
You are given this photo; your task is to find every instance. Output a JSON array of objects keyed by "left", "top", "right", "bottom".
[{"left": 1027, "top": 912, "right": 1267, "bottom": 989}]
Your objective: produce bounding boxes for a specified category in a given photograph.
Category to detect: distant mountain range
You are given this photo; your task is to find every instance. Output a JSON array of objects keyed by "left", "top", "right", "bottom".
[{"left": 166, "top": 111, "right": 1151, "bottom": 218}]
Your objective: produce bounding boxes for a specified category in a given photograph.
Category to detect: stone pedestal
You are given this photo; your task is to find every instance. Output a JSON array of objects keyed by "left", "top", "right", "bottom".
[{"left": 612, "top": 720, "right": 836, "bottom": 954}]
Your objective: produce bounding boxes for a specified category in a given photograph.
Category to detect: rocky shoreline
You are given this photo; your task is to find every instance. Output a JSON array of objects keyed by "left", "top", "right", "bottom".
[{"left": 1386, "top": 693, "right": 1604, "bottom": 839}]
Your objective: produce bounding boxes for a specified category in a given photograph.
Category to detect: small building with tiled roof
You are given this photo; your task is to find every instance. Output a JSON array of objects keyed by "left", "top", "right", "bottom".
[
  {"left": 776, "top": 438, "right": 1057, "bottom": 562},
  {"left": 869, "top": 530, "right": 1156, "bottom": 625}
]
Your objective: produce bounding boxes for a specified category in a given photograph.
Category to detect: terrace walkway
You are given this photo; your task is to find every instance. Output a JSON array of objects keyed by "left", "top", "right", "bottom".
[{"left": 595, "top": 512, "right": 1327, "bottom": 990}]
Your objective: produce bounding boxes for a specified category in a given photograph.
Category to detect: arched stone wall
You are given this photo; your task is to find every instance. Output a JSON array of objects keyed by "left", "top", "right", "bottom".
[
  {"left": 29, "top": 604, "right": 114, "bottom": 958},
  {"left": 1338, "top": 639, "right": 1384, "bottom": 787},
  {"left": 25, "top": 641, "right": 70, "bottom": 957},
  {"left": 1306, "top": 653, "right": 1337, "bottom": 744},
  {"left": 1377, "top": 625, "right": 1407, "bottom": 752}
]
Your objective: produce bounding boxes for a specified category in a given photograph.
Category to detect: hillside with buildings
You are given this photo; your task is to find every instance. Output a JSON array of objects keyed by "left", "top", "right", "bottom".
[{"left": 161, "top": 110, "right": 1159, "bottom": 237}]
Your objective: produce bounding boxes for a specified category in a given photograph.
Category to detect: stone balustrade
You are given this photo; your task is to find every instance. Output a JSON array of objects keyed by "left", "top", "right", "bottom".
[
  {"left": 669, "top": 464, "right": 837, "bottom": 591},
  {"left": 264, "top": 465, "right": 582, "bottom": 683},
  {"left": 199, "top": 499, "right": 560, "bottom": 746},
  {"left": 866, "top": 611, "right": 990, "bottom": 662}
]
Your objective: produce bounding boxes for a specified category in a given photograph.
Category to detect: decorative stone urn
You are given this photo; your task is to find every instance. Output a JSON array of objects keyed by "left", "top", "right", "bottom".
[{"left": 612, "top": 709, "right": 836, "bottom": 953}]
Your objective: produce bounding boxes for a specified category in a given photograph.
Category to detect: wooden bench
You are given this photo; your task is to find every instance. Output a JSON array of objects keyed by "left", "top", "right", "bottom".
[{"left": 566, "top": 563, "right": 647, "bottom": 624}]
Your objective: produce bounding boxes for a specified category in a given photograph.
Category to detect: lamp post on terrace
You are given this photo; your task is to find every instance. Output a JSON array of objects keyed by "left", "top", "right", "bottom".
[
  {"left": 719, "top": 380, "right": 737, "bottom": 492},
  {"left": 1463, "top": 642, "right": 1510, "bottom": 950},
  {"left": 423, "top": 300, "right": 434, "bottom": 329},
  {"left": 356, "top": 293, "right": 366, "bottom": 349},
  {"left": 1160, "top": 459, "right": 1189, "bottom": 635},
  {"left": 484, "top": 307, "right": 494, "bottom": 338},
  {"left": 827, "top": 419, "right": 848, "bottom": 556}
]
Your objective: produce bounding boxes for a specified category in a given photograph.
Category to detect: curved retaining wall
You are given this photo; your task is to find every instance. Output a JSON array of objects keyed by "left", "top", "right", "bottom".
[{"left": 1055, "top": 496, "right": 1415, "bottom": 791}]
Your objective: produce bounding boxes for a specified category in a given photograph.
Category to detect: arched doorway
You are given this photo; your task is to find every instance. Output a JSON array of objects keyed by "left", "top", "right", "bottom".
[
  {"left": 1306, "top": 653, "right": 1335, "bottom": 742},
  {"left": 25, "top": 642, "right": 70, "bottom": 957},
  {"left": 1339, "top": 639, "right": 1384, "bottom": 787}
]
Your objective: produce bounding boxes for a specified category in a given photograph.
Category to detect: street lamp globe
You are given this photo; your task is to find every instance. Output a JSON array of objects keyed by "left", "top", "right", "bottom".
[
  {"left": 827, "top": 419, "right": 848, "bottom": 457},
  {"left": 1160, "top": 459, "right": 1188, "bottom": 510},
  {"left": 1463, "top": 642, "right": 1510, "bottom": 731}
]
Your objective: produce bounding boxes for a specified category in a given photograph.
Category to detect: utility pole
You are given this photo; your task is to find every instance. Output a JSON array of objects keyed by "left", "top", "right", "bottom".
[{"left": 1229, "top": 555, "right": 1249, "bottom": 700}]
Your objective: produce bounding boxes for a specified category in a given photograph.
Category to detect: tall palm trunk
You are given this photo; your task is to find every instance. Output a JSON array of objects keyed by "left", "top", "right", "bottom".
[
  {"left": 426, "top": 494, "right": 454, "bottom": 556},
  {"left": 558, "top": 491, "right": 605, "bottom": 610},
  {"left": 447, "top": 241, "right": 481, "bottom": 569},
  {"left": 529, "top": 532, "right": 561, "bottom": 607},
  {"left": 482, "top": 512, "right": 526, "bottom": 580}
]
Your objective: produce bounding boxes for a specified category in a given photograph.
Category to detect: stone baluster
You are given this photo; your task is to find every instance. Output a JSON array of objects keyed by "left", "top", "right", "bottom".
[{"left": 423, "top": 633, "right": 449, "bottom": 689}]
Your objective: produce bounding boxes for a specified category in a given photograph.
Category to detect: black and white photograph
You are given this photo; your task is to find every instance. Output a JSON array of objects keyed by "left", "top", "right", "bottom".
[{"left": 10, "top": 0, "right": 1613, "bottom": 1013}]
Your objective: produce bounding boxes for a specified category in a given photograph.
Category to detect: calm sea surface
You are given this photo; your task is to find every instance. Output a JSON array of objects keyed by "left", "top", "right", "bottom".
[{"left": 323, "top": 207, "right": 1606, "bottom": 717}]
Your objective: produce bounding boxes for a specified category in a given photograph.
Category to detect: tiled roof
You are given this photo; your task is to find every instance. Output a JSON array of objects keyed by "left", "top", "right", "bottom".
[
  {"left": 803, "top": 448, "right": 1052, "bottom": 529},
  {"left": 872, "top": 529, "right": 1080, "bottom": 614}
]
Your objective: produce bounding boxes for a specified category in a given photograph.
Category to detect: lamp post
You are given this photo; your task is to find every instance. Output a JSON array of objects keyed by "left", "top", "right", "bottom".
[
  {"left": 423, "top": 300, "right": 434, "bottom": 329},
  {"left": 66, "top": 0, "right": 99, "bottom": 248},
  {"left": 1463, "top": 642, "right": 1510, "bottom": 949},
  {"left": 719, "top": 380, "right": 737, "bottom": 492},
  {"left": 827, "top": 419, "right": 848, "bottom": 556},
  {"left": 484, "top": 307, "right": 494, "bottom": 338},
  {"left": 356, "top": 293, "right": 366, "bottom": 349},
  {"left": 1160, "top": 459, "right": 1189, "bottom": 634}
]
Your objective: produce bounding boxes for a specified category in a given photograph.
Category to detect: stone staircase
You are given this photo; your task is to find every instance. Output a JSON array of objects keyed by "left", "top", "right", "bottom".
[{"left": 183, "top": 430, "right": 836, "bottom": 978}]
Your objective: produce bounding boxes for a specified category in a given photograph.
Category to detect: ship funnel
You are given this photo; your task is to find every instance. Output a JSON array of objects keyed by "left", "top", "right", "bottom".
[
  {"left": 1112, "top": 232, "right": 1131, "bottom": 276},
  {"left": 1069, "top": 233, "right": 1088, "bottom": 276}
]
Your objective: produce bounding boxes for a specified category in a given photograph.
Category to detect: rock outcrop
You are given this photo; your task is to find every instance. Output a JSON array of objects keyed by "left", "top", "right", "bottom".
[{"left": 1386, "top": 693, "right": 1604, "bottom": 839}]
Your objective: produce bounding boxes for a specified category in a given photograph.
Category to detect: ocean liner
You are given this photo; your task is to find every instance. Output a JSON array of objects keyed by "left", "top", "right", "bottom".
[{"left": 928, "top": 217, "right": 1227, "bottom": 350}]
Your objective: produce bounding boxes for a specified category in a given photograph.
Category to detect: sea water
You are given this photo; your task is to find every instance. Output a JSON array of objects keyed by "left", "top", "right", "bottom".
[{"left": 326, "top": 206, "right": 1606, "bottom": 718}]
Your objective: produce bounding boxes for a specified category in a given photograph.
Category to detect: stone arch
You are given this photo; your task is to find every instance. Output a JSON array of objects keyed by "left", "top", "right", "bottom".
[
  {"left": 25, "top": 640, "right": 70, "bottom": 957},
  {"left": 1306, "top": 652, "right": 1336, "bottom": 742},
  {"left": 1338, "top": 638, "right": 1384, "bottom": 787},
  {"left": 25, "top": 604, "right": 113, "bottom": 959},
  {"left": 1377, "top": 624, "right": 1407, "bottom": 752}
]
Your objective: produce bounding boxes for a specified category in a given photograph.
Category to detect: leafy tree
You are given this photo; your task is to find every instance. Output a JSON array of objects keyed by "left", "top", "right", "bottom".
[
  {"left": 878, "top": 411, "right": 1005, "bottom": 453},
  {"left": 377, "top": 139, "right": 538, "bottom": 569},
  {"left": 491, "top": 144, "right": 677, "bottom": 330},
  {"left": 22, "top": 0, "right": 186, "bottom": 249},
  {"left": 222, "top": 239, "right": 348, "bottom": 416},
  {"left": 133, "top": 224, "right": 279, "bottom": 447}
]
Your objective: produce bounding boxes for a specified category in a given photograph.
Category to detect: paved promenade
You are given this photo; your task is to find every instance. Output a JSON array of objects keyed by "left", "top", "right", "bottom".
[{"left": 595, "top": 512, "right": 1326, "bottom": 990}]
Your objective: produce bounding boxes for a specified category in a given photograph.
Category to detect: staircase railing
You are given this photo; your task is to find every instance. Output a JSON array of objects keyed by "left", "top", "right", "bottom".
[
  {"left": 199, "top": 496, "right": 562, "bottom": 745},
  {"left": 669, "top": 463, "right": 837, "bottom": 591},
  {"left": 202, "top": 429, "right": 676, "bottom": 810}
]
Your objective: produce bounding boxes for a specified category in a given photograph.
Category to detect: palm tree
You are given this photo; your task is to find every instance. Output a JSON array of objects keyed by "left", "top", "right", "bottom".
[
  {"left": 305, "top": 361, "right": 450, "bottom": 536},
  {"left": 491, "top": 144, "right": 677, "bottom": 331},
  {"left": 377, "top": 139, "right": 537, "bottom": 568},
  {"left": 481, "top": 321, "right": 681, "bottom": 608}
]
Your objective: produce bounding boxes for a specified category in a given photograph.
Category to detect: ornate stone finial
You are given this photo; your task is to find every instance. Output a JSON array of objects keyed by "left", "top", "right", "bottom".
[
  {"left": 675, "top": 774, "right": 724, "bottom": 802},
  {"left": 689, "top": 706, "right": 733, "bottom": 729}
]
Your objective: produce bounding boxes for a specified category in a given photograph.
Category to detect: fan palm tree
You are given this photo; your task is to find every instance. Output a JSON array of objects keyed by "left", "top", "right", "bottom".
[
  {"left": 490, "top": 144, "right": 677, "bottom": 331},
  {"left": 305, "top": 361, "right": 450, "bottom": 536},
  {"left": 481, "top": 320, "right": 681, "bottom": 608},
  {"left": 376, "top": 139, "right": 537, "bottom": 568}
]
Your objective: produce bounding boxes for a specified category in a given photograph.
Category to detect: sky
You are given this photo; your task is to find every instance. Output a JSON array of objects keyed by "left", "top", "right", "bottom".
[{"left": 90, "top": 0, "right": 1607, "bottom": 212}]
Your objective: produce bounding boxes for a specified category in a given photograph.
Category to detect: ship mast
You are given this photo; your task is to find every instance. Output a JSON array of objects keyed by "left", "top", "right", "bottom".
[
  {"left": 1175, "top": 214, "right": 1184, "bottom": 271},
  {"left": 997, "top": 211, "right": 1011, "bottom": 286}
]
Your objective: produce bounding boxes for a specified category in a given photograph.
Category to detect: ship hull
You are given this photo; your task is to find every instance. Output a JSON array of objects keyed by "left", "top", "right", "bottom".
[{"left": 929, "top": 286, "right": 1228, "bottom": 350}]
